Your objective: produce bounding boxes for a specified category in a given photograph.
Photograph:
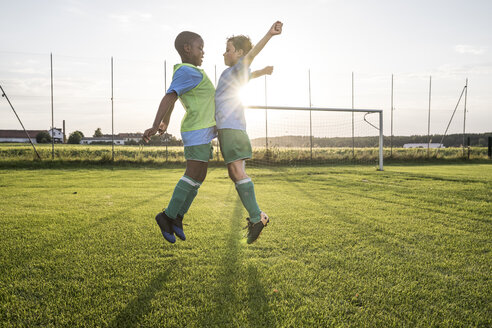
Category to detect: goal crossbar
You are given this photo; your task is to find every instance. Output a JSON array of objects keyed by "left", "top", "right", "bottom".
[{"left": 247, "top": 105, "right": 384, "bottom": 171}]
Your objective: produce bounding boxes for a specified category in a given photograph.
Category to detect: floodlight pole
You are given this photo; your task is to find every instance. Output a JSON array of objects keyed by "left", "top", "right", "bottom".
[
  {"left": 164, "top": 59, "right": 169, "bottom": 162},
  {"left": 215, "top": 65, "right": 219, "bottom": 161},
  {"left": 390, "top": 74, "right": 394, "bottom": 157},
  {"left": 0, "top": 84, "right": 41, "bottom": 160},
  {"left": 111, "top": 56, "right": 114, "bottom": 162},
  {"left": 427, "top": 75, "right": 432, "bottom": 157},
  {"left": 462, "top": 78, "right": 468, "bottom": 157},
  {"left": 437, "top": 84, "right": 467, "bottom": 156},
  {"left": 379, "top": 111, "right": 384, "bottom": 171},
  {"left": 51, "top": 53, "right": 54, "bottom": 160},
  {"left": 351, "top": 72, "right": 355, "bottom": 158},
  {"left": 308, "top": 69, "right": 313, "bottom": 161},
  {"left": 265, "top": 75, "right": 268, "bottom": 152}
]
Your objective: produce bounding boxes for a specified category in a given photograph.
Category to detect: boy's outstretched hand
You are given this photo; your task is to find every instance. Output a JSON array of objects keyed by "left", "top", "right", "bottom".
[
  {"left": 142, "top": 122, "right": 167, "bottom": 143},
  {"left": 262, "top": 66, "right": 274, "bottom": 75},
  {"left": 143, "top": 127, "right": 157, "bottom": 143},
  {"left": 269, "top": 21, "right": 283, "bottom": 36}
]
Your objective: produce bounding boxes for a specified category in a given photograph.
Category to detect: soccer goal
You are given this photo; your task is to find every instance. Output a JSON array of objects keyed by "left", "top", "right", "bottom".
[{"left": 241, "top": 105, "right": 384, "bottom": 170}]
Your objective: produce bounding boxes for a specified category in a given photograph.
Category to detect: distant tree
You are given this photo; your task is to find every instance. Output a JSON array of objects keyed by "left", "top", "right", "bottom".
[
  {"left": 93, "top": 128, "right": 103, "bottom": 137},
  {"left": 68, "top": 131, "right": 83, "bottom": 144},
  {"left": 36, "top": 131, "right": 52, "bottom": 143},
  {"left": 73, "top": 130, "right": 84, "bottom": 138}
]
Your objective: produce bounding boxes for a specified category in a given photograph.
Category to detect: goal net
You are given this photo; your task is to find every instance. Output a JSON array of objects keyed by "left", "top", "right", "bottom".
[{"left": 214, "top": 105, "right": 383, "bottom": 170}]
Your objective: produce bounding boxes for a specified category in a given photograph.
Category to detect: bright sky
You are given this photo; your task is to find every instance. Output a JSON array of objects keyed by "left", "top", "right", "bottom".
[{"left": 0, "top": 0, "right": 491, "bottom": 139}]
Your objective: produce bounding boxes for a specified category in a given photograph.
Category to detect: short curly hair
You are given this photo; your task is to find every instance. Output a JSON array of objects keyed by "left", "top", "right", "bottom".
[
  {"left": 227, "top": 35, "right": 253, "bottom": 55},
  {"left": 175, "top": 31, "right": 202, "bottom": 59}
]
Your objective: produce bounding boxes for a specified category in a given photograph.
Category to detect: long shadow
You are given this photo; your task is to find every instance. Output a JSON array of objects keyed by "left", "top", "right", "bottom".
[
  {"left": 108, "top": 268, "right": 173, "bottom": 328},
  {"left": 246, "top": 265, "right": 274, "bottom": 328},
  {"left": 198, "top": 190, "right": 243, "bottom": 326},
  {"left": 2, "top": 192, "right": 165, "bottom": 276}
]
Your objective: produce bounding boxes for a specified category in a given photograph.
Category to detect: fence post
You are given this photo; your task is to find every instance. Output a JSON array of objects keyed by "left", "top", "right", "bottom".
[
  {"left": 50, "top": 53, "right": 54, "bottom": 160},
  {"left": 488, "top": 136, "right": 491, "bottom": 159},
  {"left": 111, "top": 56, "right": 114, "bottom": 162}
]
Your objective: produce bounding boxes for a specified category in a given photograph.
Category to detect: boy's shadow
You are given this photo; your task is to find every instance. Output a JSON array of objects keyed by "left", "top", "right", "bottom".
[
  {"left": 201, "top": 194, "right": 273, "bottom": 327},
  {"left": 108, "top": 267, "right": 172, "bottom": 328}
]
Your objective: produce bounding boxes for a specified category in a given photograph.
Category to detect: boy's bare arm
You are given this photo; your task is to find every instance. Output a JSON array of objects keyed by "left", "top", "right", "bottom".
[
  {"left": 243, "top": 21, "right": 282, "bottom": 67},
  {"left": 250, "top": 66, "right": 273, "bottom": 79},
  {"left": 143, "top": 92, "right": 178, "bottom": 143}
]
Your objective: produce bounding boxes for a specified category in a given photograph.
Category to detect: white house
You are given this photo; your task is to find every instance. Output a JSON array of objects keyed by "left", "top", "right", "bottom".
[
  {"left": 48, "top": 128, "right": 63, "bottom": 143},
  {"left": 117, "top": 133, "right": 143, "bottom": 143},
  {"left": 403, "top": 143, "right": 444, "bottom": 149},
  {"left": 0, "top": 130, "right": 44, "bottom": 143}
]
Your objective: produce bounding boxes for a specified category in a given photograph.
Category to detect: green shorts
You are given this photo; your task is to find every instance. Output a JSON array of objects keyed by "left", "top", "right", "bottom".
[
  {"left": 184, "top": 142, "right": 213, "bottom": 162},
  {"left": 218, "top": 129, "right": 252, "bottom": 164}
]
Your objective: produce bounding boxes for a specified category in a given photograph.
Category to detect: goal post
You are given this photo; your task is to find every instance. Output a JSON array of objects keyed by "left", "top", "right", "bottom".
[{"left": 245, "top": 105, "right": 384, "bottom": 171}]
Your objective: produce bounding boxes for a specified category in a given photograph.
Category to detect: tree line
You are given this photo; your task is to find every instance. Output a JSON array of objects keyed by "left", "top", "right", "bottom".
[{"left": 251, "top": 133, "right": 492, "bottom": 148}]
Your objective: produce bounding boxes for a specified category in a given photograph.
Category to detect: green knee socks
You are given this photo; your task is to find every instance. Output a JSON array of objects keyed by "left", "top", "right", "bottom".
[
  {"left": 235, "top": 178, "right": 261, "bottom": 223},
  {"left": 165, "top": 175, "right": 201, "bottom": 219}
]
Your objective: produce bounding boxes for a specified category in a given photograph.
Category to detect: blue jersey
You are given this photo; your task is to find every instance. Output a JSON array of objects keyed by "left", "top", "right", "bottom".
[
  {"left": 215, "top": 58, "right": 251, "bottom": 130},
  {"left": 167, "top": 65, "right": 216, "bottom": 146}
]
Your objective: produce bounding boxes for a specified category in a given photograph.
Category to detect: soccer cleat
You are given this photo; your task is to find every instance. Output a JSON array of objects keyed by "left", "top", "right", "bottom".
[
  {"left": 245, "top": 212, "right": 269, "bottom": 244},
  {"left": 155, "top": 212, "right": 176, "bottom": 244},
  {"left": 172, "top": 215, "right": 186, "bottom": 241}
]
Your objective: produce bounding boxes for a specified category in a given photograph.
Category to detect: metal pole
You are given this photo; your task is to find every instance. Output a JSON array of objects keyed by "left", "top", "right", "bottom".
[
  {"left": 437, "top": 85, "right": 467, "bottom": 156},
  {"left": 0, "top": 84, "right": 41, "bottom": 159},
  {"left": 111, "top": 56, "right": 114, "bottom": 161},
  {"left": 164, "top": 60, "right": 167, "bottom": 91},
  {"left": 463, "top": 78, "right": 468, "bottom": 156},
  {"left": 379, "top": 111, "right": 384, "bottom": 171},
  {"left": 164, "top": 59, "right": 168, "bottom": 162},
  {"left": 215, "top": 64, "right": 219, "bottom": 161},
  {"left": 352, "top": 72, "right": 355, "bottom": 158},
  {"left": 265, "top": 75, "right": 268, "bottom": 152},
  {"left": 309, "top": 69, "right": 313, "bottom": 161},
  {"left": 427, "top": 75, "right": 432, "bottom": 157},
  {"left": 390, "top": 74, "right": 393, "bottom": 157},
  {"left": 51, "top": 53, "right": 54, "bottom": 160}
]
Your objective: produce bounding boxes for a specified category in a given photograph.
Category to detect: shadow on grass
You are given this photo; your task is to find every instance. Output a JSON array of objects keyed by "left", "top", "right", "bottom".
[
  {"left": 198, "top": 193, "right": 243, "bottom": 326},
  {"left": 1, "top": 193, "right": 164, "bottom": 276},
  {"left": 198, "top": 192, "right": 273, "bottom": 327},
  {"left": 108, "top": 268, "right": 173, "bottom": 328},
  {"left": 246, "top": 265, "right": 275, "bottom": 328}
]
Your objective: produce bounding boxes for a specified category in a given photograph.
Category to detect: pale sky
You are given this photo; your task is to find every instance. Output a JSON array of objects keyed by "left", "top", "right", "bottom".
[{"left": 0, "top": 0, "right": 491, "bottom": 139}]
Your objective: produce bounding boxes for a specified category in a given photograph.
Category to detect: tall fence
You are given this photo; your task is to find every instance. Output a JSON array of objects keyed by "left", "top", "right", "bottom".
[{"left": 0, "top": 51, "right": 486, "bottom": 164}]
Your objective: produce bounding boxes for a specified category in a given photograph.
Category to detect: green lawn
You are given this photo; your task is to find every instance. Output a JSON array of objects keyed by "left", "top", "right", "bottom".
[{"left": 0, "top": 164, "right": 491, "bottom": 327}]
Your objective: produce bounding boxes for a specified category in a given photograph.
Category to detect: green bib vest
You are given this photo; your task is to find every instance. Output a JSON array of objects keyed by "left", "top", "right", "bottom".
[{"left": 173, "top": 63, "right": 216, "bottom": 132}]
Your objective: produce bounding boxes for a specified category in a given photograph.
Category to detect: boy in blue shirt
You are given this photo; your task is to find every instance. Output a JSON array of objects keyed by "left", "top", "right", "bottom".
[
  {"left": 143, "top": 31, "right": 216, "bottom": 244},
  {"left": 215, "top": 21, "right": 283, "bottom": 243}
]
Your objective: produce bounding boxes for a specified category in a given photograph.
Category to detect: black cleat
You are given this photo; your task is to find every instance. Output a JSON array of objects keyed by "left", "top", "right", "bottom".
[
  {"left": 155, "top": 212, "right": 176, "bottom": 243},
  {"left": 245, "top": 212, "right": 269, "bottom": 244},
  {"left": 173, "top": 215, "right": 186, "bottom": 241}
]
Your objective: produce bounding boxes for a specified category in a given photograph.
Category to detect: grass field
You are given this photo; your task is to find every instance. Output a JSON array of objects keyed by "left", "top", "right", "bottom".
[
  {"left": 1, "top": 164, "right": 491, "bottom": 327},
  {"left": 0, "top": 143, "right": 489, "bottom": 165}
]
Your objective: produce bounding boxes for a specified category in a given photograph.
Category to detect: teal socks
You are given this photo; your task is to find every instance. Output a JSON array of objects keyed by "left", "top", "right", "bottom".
[
  {"left": 165, "top": 175, "right": 201, "bottom": 219},
  {"left": 178, "top": 186, "right": 199, "bottom": 217},
  {"left": 235, "top": 178, "right": 261, "bottom": 223}
]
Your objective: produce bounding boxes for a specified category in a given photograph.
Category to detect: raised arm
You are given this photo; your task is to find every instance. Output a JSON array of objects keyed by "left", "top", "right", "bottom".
[
  {"left": 243, "top": 21, "right": 283, "bottom": 67},
  {"left": 250, "top": 66, "right": 273, "bottom": 79},
  {"left": 143, "top": 92, "right": 178, "bottom": 143}
]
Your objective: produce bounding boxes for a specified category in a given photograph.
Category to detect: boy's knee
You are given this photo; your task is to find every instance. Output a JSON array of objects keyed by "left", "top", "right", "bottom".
[
  {"left": 228, "top": 162, "right": 248, "bottom": 182},
  {"left": 185, "top": 161, "right": 208, "bottom": 182}
]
